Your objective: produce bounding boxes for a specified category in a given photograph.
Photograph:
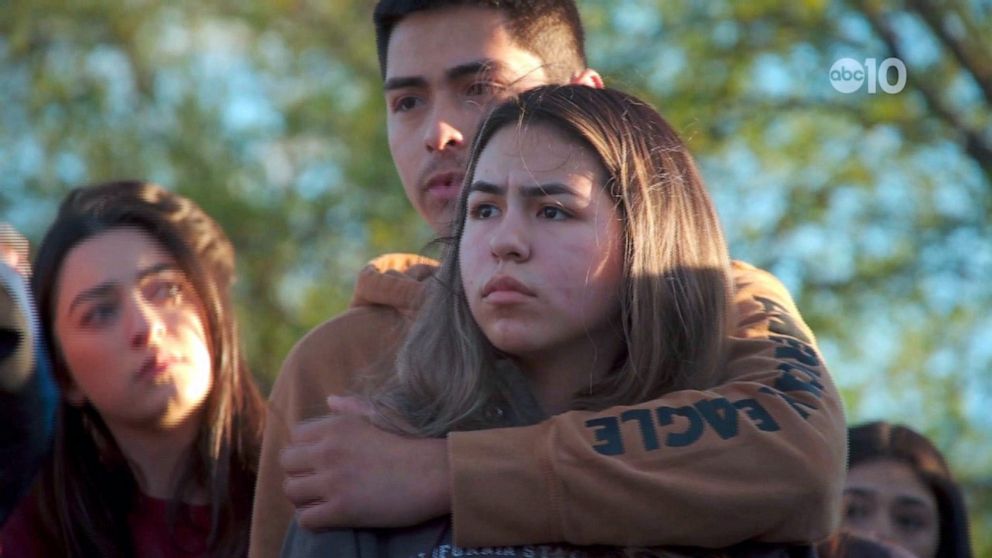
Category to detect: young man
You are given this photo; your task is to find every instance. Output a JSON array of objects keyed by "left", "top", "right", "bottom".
[{"left": 249, "top": 2, "right": 847, "bottom": 556}]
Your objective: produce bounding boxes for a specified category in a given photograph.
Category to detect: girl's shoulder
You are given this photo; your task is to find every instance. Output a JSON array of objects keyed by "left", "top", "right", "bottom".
[
  {"left": 0, "top": 489, "right": 47, "bottom": 558},
  {"left": 129, "top": 493, "right": 212, "bottom": 558}
]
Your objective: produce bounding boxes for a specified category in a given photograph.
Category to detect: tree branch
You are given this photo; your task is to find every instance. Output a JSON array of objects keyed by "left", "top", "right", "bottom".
[
  {"left": 859, "top": 1, "right": 992, "bottom": 180},
  {"left": 905, "top": 0, "right": 992, "bottom": 106}
]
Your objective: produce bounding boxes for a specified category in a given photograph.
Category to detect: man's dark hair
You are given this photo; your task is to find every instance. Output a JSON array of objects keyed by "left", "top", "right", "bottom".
[{"left": 373, "top": 0, "right": 587, "bottom": 83}]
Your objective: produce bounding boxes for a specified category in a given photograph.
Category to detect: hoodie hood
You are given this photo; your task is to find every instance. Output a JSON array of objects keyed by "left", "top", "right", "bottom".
[{"left": 349, "top": 253, "right": 439, "bottom": 318}]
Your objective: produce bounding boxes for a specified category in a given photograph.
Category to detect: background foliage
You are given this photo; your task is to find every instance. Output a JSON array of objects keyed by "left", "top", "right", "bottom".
[{"left": 1, "top": 0, "right": 988, "bottom": 550}]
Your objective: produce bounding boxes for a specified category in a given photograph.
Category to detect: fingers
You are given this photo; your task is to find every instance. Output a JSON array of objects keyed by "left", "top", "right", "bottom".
[
  {"left": 279, "top": 440, "right": 317, "bottom": 476},
  {"left": 283, "top": 472, "right": 360, "bottom": 530},
  {"left": 289, "top": 414, "right": 338, "bottom": 444},
  {"left": 282, "top": 469, "right": 326, "bottom": 507},
  {"left": 282, "top": 417, "right": 341, "bottom": 476},
  {"left": 281, "top": 414, "right": 367, "bottom": 484},
  {"left": 326, "top": 394, "right": 373, "bottom": 417},
  {"left": 296, "top": 497, "right": 358, "bottom": 531}
]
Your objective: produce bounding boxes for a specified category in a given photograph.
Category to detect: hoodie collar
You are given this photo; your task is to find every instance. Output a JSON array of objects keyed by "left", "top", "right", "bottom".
[{"left": 349, "top": 253, "right": 439, "bottom": 318}]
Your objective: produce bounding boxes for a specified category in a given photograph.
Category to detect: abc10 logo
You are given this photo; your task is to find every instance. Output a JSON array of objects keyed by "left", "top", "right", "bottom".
[{"left": 830, "top": 58, "right": 907, "bottom": 94}]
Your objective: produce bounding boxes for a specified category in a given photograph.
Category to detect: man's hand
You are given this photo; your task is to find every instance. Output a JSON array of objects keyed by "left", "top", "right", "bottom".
[{"left": 279, "top": 395, "right": 452, "bottom": 531}]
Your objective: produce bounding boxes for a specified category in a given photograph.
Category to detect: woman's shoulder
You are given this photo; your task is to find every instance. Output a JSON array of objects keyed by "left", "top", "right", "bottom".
[{"left": 129, "top": 493, "right": 212, "bottom": 558}]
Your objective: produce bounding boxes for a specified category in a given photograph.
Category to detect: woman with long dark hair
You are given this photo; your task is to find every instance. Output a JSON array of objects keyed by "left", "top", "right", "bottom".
[{"left": 1, "top": 181, "right": 265, "bottom": 557}]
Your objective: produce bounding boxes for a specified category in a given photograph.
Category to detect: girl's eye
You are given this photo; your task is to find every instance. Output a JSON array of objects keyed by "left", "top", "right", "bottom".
[
  {"left": 844, "top": 502, "right": 867, "bottom": 520},
  {"left": 470, "top": 203, "right": 500, "bottom": 219},
  {"left": 147, "top": 280, "right": 184, "bottom": 304},
  {"left": 894, "top": 512, "right": 928, "bottom": 532},
  {"left": 81, "top": 302, "right": 117, "bottom": 327},
  {"left": 842, "top": 496, "right": 873, "bottom": 523},
  {"left": 540, "top": 206, "right": 569, "bottom": 220}
]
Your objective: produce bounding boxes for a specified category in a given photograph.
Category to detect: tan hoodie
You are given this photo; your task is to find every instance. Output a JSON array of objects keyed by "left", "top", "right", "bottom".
[{"left": 249, "top": 255, "right": 846, "bottom": 557}]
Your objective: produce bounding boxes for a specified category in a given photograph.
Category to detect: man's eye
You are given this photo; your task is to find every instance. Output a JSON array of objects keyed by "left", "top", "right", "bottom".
[
  {"left": 539, "top": 206, "right": 569, "bottom": 220},
  {"left": 392, "top": 96, "right": 421, "bottom": 113},
  {"left": 465, "top": 82, "right": 497, "bottom": 97}
]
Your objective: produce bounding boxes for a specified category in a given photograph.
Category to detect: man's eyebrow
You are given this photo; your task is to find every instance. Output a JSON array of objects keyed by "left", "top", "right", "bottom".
[
  {"left": 446, "top": 59, "right": 503, "bottom": 82},
  {"left": 383, "top": 76, "right": 428, "bottom": 91},
  {"left": 67, "top": 262, "right": 179, "bottom": 315},
  {"left": 385, "top": 59, "right": 507, "bottom": 92}
]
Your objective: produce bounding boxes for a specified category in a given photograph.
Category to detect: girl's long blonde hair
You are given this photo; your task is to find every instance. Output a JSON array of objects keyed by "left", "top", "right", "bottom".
[{"left": 373, "top": 86, "right": 735, "bottom": 436}]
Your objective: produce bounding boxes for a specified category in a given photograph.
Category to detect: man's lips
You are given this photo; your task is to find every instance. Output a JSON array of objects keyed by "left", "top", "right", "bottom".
[
  {"left": 482, "top": 275, "right": 536, "bottom": 299},
  {"left": 424, "top": 172, "right": 463, "bottom": 199}
]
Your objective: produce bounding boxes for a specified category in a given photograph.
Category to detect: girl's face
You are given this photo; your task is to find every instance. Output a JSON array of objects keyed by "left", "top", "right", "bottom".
[
  {"left": 54, "top": 227, "right": 213, "bottom": 433},
  {"left": 460, "top": 123, "right": 624, "bottom": 368},
  {"left": 843, "top": 458, "right": 940, "bottom": 558}
]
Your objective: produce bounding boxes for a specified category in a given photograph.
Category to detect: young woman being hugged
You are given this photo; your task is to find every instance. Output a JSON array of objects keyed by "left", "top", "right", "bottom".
[{"left": 0, "top": 181, "right": 265, "bottom": 557}]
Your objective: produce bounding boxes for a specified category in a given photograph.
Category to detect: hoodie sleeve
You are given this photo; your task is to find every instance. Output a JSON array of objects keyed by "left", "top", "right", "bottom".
[
  {"left": 249, "top": 253, "right": 434, "bottom": 558},
  {"left": 248, "top": 305, "right": 412, "bottom": 558},
  {"left": 448, "top": 261, "right": 846, "bottom": 547}
]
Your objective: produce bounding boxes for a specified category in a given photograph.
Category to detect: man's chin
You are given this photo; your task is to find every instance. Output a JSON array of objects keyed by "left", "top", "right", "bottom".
[{"left": 423, "top": 199, "right": 458, "bottom": 236}]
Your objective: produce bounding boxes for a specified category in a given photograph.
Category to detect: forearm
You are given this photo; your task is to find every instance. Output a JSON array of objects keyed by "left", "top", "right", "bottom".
[{"left": 450, "top": 368, "right": 845, "bottom": 547}]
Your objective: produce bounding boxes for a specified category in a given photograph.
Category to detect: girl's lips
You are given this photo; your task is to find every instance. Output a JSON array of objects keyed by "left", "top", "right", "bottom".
[
  {"left": 482, "top": 275, "right": 536, "bottom": 298},
  {"left": 138, "top": 354, "right": 177, "bottom": 379},
  {"left": 482, "top": 290, "right": 534, "bottom": 304}
]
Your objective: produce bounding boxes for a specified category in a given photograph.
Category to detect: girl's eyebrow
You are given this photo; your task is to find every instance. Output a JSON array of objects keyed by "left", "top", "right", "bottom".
[
  {"left": 468, "top": 181, "right": 583, "bottom": 198},
  {"left": 68, "top": 262, "right": 179, "bottom": 315},
  {"left": 843, "top": 487, "right": 875, "bottom": 499},
  {"left": 68, "top": 283, "right": 116, "bottom": 315},
  {"left": 136, "top": 262, "right": 180, "bottom": 281},
  {"left": 894, "top": 495, "right": 936, "bottom": 510}
]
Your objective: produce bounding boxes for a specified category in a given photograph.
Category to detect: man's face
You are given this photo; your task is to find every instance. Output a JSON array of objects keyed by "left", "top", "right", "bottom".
[{"left": 384, "top": 6, "right": 551, "bottom": 234}]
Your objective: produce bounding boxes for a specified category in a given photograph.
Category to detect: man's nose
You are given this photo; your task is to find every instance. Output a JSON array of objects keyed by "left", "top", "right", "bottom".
[{"left": 424, "top": 106, "right": 466, "bottom": 153}]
